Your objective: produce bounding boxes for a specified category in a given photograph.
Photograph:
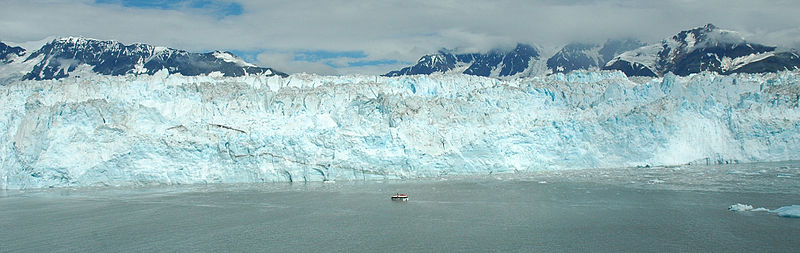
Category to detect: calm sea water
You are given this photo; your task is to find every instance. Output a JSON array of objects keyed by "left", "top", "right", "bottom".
[{"left": 2, "top": 162, "right": 799, "bottom": 252}]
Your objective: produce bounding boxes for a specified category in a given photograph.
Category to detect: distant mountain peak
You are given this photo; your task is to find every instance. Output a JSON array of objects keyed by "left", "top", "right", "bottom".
[
  {"left": 55, "top": 36, "right": 99, "bottom": 43},
  {"left": 604, "top": 24, "right": 800, "bottom": 76}
]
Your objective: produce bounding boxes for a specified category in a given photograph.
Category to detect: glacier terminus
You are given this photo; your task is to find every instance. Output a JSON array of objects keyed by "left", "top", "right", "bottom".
[{"left": 1, "top": 69, "right": 799, "bottom": 189}]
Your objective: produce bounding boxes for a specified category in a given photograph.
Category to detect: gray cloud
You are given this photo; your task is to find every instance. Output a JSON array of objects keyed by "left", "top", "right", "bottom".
[
  {"left": 255, "top": 52, "right": 338, "bottom": 75},
  {"left": 2, "top": 0, "right": 799, "bottom": 75}
]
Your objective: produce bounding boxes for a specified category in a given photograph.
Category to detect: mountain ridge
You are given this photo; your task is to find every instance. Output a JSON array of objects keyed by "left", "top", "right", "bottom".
[
  {"left": 384, "top": 43, "right": 544, "bottom": 78},
  {"left": 603, "top": 24, "right": 800, "bottom": 76},
  {"left": 4, "top": 24, "right": 800, "bottom": 80},
  {"left": 388, "top": 24, "right": 800, "bottom": 78},
  {"left": 1, "top": 36, "right": 286, "bottom": 81}
]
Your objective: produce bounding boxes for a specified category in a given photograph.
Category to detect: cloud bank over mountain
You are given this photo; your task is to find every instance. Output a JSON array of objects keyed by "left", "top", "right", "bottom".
[{"left": 2, "top": 0, "right": 800, "bottom": 74}]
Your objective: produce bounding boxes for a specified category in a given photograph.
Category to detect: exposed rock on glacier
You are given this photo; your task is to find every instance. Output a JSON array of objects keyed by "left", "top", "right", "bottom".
[{"left": 2, "top": 70, "right": 800, "bottom": 189}]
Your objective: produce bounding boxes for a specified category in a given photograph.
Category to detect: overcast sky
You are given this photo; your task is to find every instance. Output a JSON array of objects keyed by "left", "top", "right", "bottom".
[{"left": 2, "top": 0, "right": 799, "bottom": 75}]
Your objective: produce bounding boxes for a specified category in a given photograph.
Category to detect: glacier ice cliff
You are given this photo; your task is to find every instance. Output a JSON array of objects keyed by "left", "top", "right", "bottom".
[{"left": 1, "top": 70, "right": 800, "bottom": 189}]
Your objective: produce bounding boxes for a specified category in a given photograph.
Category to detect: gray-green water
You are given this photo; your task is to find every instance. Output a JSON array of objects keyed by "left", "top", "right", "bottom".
[{"left": 2, "top": 162, "right": 799, "bottom": 252}]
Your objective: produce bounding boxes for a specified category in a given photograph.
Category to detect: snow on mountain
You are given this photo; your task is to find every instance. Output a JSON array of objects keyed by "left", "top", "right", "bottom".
[
  {"left": 8, "top": 37, "right": 285, "bottom": 81},
  {"left": 388, "top": 24, "right": 800, "bottom": 79},
  {"left": 604, "top": 24, "right": 800, "bottom": 76},
  {"left": 0, "top": 41, "right": 25, "bottom": 63},
  {"left": 546, "top": 39, "right": 645, "bottom": 74},
  {"left": 384, "top": 44, "right": 545, "bottom": 78},
  {"left": 384, "top": 52, "right": 466, "bottom": 76},
  {"left": 0, "top": 41, "right": 38, "bottom": 84},
  {"left": 2, "top": 69, "right": 799, "bottom": 189},
  {"left": 212, "top": 51, "right": 257, "bottom": 67},
  {"left": 389, "top": 39, "right": 647, "bottom": 77}
]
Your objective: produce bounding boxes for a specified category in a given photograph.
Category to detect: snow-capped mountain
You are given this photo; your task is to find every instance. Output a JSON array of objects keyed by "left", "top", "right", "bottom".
[
  {"left": 0, "top": 41, "right": 25, "bottom": 63},
  {"left": 6, "top": 37, "right": 286, "bottom": 81},
  {"left": 546, "top": 39, "right": 645, "bottom": 74},
  {"left": 384, "top": 43, "right": 544, "bottom": 78},
  {"left": 604, "top": 24, "right": 800, "bottom": 76},
  {"left": 383, "top": 51, "right": 470, "bottom": 76}
]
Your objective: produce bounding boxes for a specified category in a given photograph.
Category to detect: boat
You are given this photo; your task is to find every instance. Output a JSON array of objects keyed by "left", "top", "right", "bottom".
[{"left": 391, "top": 193, "right": 408, "bottom": 201}]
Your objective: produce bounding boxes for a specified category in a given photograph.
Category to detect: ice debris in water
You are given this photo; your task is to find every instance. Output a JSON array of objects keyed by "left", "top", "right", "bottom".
[
  {"left": 729, "top": 203, "right": 799, "bottom": 217},
  {"left": 728, "top": 203, "right": 769, "bottom": 212},
  {"left": 729, "top": 203, "right": 756, "bottom": 212},
  {"left": 773, "top": 205, "right": 800, "bottom": 218}
]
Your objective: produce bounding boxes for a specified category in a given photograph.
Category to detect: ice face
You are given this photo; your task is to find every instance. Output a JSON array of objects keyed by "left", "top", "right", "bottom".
[{"left": 1, "top": 70, "right": 800, "bottom": 189}]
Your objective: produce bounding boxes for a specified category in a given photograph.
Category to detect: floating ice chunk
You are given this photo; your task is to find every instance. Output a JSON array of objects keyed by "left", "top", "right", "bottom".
[
  {"left": 729, "top": 203, "right": 754, "bottom": 212},
  {"left": 772, "top": 205, "right": 800, "bottom": 218},
  {"left": 727, "top": 170, "right": 762, "bottom": 176},
  {"left": 729, "top": 204, "right": 770, "bottom": 212},
  {"left": 730, "top": 203, "right": 798, "bottom": 217}
]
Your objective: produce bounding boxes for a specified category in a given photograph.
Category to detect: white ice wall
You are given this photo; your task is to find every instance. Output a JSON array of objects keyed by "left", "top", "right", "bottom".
[{"left": 2, "top": 70, "right": 799, "bottom": 189}]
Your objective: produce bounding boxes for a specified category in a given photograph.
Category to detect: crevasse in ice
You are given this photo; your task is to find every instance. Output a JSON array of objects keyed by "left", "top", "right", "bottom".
[{"left": 1, "top": 70, "right": 799, "bottom": 189}]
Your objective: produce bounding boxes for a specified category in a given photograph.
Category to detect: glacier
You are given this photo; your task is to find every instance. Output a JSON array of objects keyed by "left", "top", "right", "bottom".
[{"left": 1, "top": 69, "right": 800, "bottom": 189}]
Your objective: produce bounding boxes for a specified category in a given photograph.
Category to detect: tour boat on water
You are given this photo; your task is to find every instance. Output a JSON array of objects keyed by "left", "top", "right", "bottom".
[{"left": 391, "top": 193, "right": 408, "bottom": 201}]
